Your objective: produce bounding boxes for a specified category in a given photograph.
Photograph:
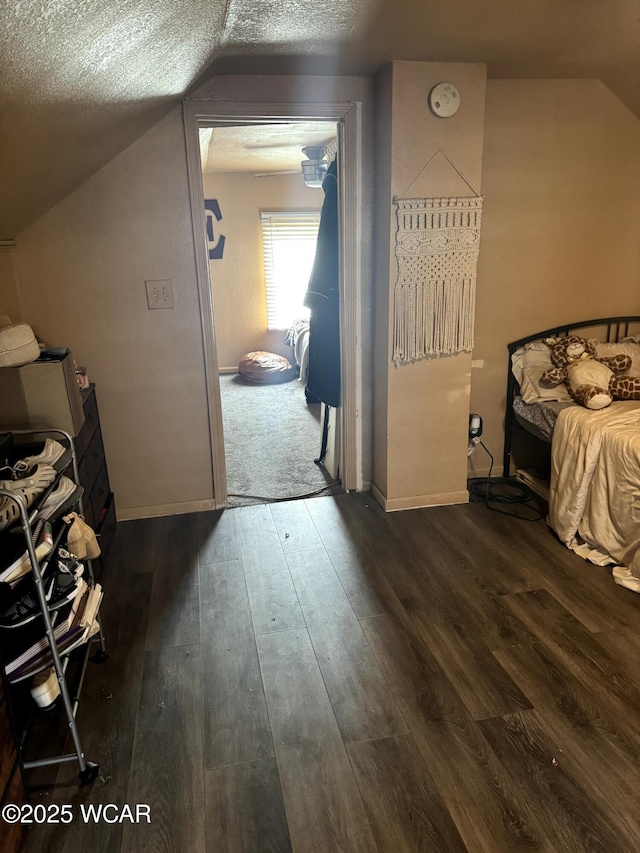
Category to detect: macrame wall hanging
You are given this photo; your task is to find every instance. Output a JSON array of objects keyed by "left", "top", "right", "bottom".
[{"left": 392, "top": 150, "right": 484, "bottom": 365}]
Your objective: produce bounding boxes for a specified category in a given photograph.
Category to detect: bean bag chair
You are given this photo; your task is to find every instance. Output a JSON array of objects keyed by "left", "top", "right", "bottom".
[{"left": 238, "top": 351, "right": 295, "bottom": 384}]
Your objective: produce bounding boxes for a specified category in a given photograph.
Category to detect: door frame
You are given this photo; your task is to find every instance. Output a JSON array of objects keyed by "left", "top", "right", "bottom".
[{"left": 183, "top": 99, "right": 363, "bottom": 507}]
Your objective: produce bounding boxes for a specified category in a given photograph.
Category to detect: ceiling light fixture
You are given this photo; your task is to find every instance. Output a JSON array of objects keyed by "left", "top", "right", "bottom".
[{"left": 301, "top": 146, "right": 329, "bottom": 187}]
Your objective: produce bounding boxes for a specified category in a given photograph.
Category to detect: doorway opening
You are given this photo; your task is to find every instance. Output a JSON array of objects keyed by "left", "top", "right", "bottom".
[
  {"left": 199, "top": 121, "right": 343, "bottom": 507},
  {"left": 183, "top": 99, "right": 363, "bottom": 509}
]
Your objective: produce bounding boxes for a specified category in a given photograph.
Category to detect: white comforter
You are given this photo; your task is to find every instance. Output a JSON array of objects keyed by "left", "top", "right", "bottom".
[{"left": 549, "top": 401, "right": 640, "bottom": 593}]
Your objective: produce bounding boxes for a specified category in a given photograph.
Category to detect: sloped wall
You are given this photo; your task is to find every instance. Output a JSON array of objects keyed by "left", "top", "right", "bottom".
[
  {"left": 13, "top": 109, "right": 214, "bottom": 516},
  {"left": 11, "top": 75, "right": 372, "bottom": 516}
]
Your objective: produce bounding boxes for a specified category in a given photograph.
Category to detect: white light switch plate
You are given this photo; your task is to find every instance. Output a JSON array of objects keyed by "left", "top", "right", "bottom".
[{"left": 145, "top": 279, "right": 175, "bottom": 309}]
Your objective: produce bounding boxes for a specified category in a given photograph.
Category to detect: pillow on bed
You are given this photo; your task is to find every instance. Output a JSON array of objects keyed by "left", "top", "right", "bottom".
[
  {"left": 511, "top": 342, "right": 573, "bottom": 404},
  {"left": 594, "top": 341, "right": 640, "bottom": 378}
]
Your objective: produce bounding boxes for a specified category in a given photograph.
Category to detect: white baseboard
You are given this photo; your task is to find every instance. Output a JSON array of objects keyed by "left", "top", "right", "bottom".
[
  {"left": 117, "top": 498, "right": 216, "bottom": 521},
  {"left": 371, "top": 482, "right": 469, "bottom": 512},
  {"left": 218, "top": 367, "right": 239, "bottom": 375}
]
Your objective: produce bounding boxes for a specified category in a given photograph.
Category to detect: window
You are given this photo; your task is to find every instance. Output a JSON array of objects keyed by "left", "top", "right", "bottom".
[{"left": 260, "top": 211, "right": 321, "bottom": 330}]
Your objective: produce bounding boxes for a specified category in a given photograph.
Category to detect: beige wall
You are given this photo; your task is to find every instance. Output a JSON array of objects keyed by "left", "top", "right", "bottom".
[
  {"left": 11, "top": 69, "right": 636, "bottom": 516},
  {"left": 373, "top": 61, "right": 487, "bottom": 509},
  {"left": 0, "top": 251, "right": 23, "bottom": 321},
  {"left": 13, "top": 109, "right": 214, "bottom": 515},
  {"left": 202, "top": 171, "right": 323, "bottom": 369},
  {"left": 471, "top": 79, "right": 640, "bottom": 475}
]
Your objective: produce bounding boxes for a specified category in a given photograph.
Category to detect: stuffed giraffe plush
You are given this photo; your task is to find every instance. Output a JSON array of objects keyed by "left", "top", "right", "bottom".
[{"left": 540, "top": 335, "right": 640, "bottom": 409}]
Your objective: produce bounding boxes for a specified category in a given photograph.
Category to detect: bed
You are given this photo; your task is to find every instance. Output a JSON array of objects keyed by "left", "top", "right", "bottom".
[
  {"left": 285, "top": 318, "right": 310, "bottom": 384},
  {"left": 504, "top": 316, "right": 640, "bottom": 593}
]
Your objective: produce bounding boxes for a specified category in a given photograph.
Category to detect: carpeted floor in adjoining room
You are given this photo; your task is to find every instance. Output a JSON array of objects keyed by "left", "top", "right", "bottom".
[{"left": 218, "top": 373, "right": 342, "bottom": 506}]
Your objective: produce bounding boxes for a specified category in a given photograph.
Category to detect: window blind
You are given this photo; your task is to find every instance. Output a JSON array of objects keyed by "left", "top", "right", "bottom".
[{"left": 260, "top": 211, "right": 321, "bottom": 331}]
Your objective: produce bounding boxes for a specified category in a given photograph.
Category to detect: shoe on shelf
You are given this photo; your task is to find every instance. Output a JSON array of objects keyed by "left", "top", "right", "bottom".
[
  {"left": 46, "top": 563, "right": 83, "bottom": 611},
  {"left": 12, "top": 439, "right": 69, "bottom": 478},
  {"left": 0, "top": 553, "right": 84, "bottom": 628},
  {"left": 0, "top": 492, "right": 27, "bottom": 533},
  {"left": 0, "top": 462, "right": 57, "bottom": 494},
  {"left": 55, "top": 548, "right": 84, "bottom": 580},
  {"left": 0, "top": 464, "right": 57, "bottom": 531},
  {"left": 0, "top": 577, "right": 41, "bottom": 628},
  {"left": 36, "top": 477, "right": 83, "bottom": 522},
  {"left": 30, "top": 667, "right": 60, "bottom": 709},
  {"left": 63, "top": 512, "right": 101, "bottom": 560}
]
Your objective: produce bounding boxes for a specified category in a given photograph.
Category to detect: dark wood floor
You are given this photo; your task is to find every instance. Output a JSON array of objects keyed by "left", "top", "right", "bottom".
[{"left": 22, "top": 492, "right": 640, "bottom": 852}]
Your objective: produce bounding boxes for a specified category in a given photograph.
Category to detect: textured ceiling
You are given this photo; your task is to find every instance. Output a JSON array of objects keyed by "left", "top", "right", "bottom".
[
  {"left": 200, "top": 122, "right": 338, "bottom": 173},
  {"left": 1, "top": 0, "right": 639, "bottom": 237},
  {"left": 0, "top": 0, "right": 229, "bottom": 238}
]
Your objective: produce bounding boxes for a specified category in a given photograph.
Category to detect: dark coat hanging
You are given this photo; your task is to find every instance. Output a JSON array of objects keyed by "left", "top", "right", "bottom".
[{"left": 304, "top": 159, "right": 340, "bottom": 408}]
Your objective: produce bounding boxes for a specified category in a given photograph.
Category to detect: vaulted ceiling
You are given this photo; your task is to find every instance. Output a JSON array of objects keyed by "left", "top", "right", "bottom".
[{"left": 1, "top": 0, "right": 638, "bottom": 238}]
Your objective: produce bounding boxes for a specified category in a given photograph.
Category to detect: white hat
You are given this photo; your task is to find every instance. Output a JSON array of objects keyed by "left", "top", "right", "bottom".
[{"left": 0, "top": 322, "right": 40, "bottom": 367}]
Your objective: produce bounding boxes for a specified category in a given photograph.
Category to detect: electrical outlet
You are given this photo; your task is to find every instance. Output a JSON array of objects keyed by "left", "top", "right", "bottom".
[{"left": 145, "top": 279, "right": 175, "bottom": 309}]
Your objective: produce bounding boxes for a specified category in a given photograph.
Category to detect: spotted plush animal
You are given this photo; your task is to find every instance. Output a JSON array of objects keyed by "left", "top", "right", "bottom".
[{"left": 540, "top": 335, "right": 640, "bottom": 409}]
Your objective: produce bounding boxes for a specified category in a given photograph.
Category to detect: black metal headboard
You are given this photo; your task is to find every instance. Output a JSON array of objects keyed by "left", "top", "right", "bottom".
[{"left": 504, "top": 316, "right": 640, "bottom": 475}]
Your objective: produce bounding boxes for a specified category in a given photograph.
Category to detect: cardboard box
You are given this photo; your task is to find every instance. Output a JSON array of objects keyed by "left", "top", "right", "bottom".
[{"left": 0, "top": 353, "right": 85, "bottom": 437}]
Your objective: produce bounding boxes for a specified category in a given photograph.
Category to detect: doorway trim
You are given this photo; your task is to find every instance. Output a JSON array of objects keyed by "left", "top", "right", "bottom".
[{"left": 183, "top": 99, "right": 363, "bottom": 508}]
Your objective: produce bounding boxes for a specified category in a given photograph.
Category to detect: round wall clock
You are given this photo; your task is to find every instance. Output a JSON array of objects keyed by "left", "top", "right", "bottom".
[{"left": 428, "top": 83, "right": 461, "bottom": 117}]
